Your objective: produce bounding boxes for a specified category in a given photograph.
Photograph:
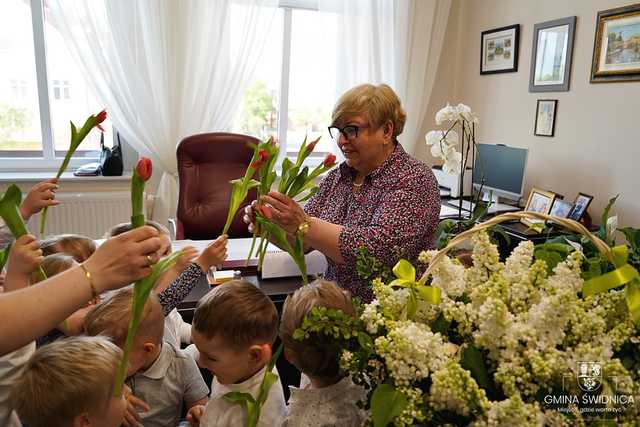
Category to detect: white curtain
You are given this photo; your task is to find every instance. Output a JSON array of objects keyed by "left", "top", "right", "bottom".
[
  {"left": 46, "top": 0, "right": 277, "bottom": 226},
  {"left": 319, "top": 0, "right": 451, "bottom": 156}
]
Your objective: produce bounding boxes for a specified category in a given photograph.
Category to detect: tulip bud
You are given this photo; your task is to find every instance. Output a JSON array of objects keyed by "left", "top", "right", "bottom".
[
  {"left": 136, "top": 157, "right": 152, "bottom": 181},
  {"left": 95, "top": 110, "right": 107, "bottom": 132},
  {"left": 323, "top": 153, "right": 337, "bottom": 168}
]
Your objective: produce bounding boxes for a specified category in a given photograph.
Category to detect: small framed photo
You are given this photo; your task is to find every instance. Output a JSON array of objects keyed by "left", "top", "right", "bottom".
[
  {"left": 522, "top": 188, "right": 556, "bottom": 226},
  {"left": 547, "top": 198, "right": 574, "bottom": 225},
  {"left": 534, "top": 99, "right": 558, "bottom": 137},
  {"left": 591, "top": 3, "right": 640, "bottom": 83},
  {"left": 529, "top": 16, "right": 577, "bottom": 92},
  {"left": 480, "top": 24, "right": 520, "bottom": 74},
  {"left": 568, "top": 193, "right": 594, "bottom": 221}
]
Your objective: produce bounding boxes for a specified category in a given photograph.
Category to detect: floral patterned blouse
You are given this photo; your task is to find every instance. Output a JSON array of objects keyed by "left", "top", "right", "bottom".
[{"left": 304, "top": 144, "right": 441, "bottom": 302}]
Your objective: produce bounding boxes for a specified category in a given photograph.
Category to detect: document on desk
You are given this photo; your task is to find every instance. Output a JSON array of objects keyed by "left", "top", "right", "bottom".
[{"left": 172, "top": 238, "right": 328, "bottom": 278}]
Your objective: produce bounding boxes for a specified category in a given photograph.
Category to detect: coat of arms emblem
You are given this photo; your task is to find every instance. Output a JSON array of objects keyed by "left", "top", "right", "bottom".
[{"left": 577, "top": 362, "right": 602, "bottom": 392}]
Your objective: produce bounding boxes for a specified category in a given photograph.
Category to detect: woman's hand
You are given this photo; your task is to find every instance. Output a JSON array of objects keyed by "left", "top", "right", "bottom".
[
  {"left": 260, "top": 191, "right": 307, "bottom": 234},
  {"left": 82, "top": 226, "right": 162, "bottom": 293},
  {"left": 20, "top": 179, "right": 60, "bottom": 221},
  {"left": 243, "top": 200, "right": 258, "bottom": 233}
]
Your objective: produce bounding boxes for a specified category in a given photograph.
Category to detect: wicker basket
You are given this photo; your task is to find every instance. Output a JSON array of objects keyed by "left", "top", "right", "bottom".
[{"left": 419, "top": 211, "right": 611, "bottom": 283}]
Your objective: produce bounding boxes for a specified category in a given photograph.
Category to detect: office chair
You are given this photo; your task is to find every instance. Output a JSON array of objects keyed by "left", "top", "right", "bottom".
[{"left": 174, "top": 132, "right": 260, "bottom": 240}]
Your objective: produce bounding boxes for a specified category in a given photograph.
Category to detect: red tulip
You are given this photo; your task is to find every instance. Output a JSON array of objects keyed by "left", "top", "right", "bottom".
[
  {"left": 257, "top": 204, "right": 273, "bottom": 219},
  {"left": 136, "top": 157, "right": 152, "bottom": 181},
  {"left": 259, "top": 149, "right": 269, "bottom": 162},
  {"left": 305, "top": 137, "right": 319, "bottom": 155},
  {"left": 95, "top": 109, "right": 107, "bottom": 132},
  {"left": 251, "top": 160, "right": 262, "bottom": 169},
  {"left": 323, "top": 153, "right": 337, "bottom": 168}
]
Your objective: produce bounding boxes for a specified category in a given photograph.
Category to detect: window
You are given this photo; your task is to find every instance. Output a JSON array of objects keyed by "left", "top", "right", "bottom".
[
  {"left": 0, "top": 0, "right": 111, "bottom": 166},
  {"left": 233, "top": 1, "right": 338, "bottom": 163}
]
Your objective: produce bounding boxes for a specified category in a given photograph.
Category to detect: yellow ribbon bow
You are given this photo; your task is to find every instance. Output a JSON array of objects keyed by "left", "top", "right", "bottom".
[
  {"left": 582, "top": 245, "right": 640, "bottom": 324},
  {"left": 389, "top": 259, "right": 441, "bottom": 320}
]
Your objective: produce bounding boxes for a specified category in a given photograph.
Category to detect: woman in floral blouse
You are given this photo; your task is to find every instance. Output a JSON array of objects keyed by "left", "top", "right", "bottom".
[{"left": 249, "top": 84, "right": 440, "bottom": 302}]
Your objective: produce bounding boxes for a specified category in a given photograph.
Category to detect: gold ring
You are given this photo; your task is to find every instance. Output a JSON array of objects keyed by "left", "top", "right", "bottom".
[{"left": 146, "top": 255, "right": 154, "bottom": 265}]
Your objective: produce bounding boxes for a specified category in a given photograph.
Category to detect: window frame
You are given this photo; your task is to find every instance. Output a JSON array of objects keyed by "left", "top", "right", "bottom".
[{"left": 0, "top": 0, "right": 105, "bottom": 171}]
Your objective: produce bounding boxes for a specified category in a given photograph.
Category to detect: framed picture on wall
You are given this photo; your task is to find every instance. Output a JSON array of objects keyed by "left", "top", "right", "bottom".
[
  {"left": 480, "top": 24, "right": 520, "bottom": 74},
  {"left": 568, "top": 193, "right": 594, "bottom": 221},
  {"left": 591, "top": 3, "right": 640, "bottom": 82},
  {"left": 534, "top": 99, "right": 558, "bottom": 137},
  {"left": 522, "top": 188, "right": 556, "bottom": 226},
  {"left": 529, "top": 16, "right": 577, "bottom": 92}
]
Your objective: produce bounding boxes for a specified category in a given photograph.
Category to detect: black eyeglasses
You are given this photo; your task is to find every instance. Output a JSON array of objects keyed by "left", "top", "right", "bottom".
[{"left": 328, "top": 124, "right": 370, "bottom": 141}]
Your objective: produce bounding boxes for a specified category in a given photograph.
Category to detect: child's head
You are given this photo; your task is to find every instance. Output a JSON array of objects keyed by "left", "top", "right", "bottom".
[
  {"left": 280, "top": 279, "right": 356, "bottom": 382},
  {"left": 33, "top": 254, "right": 99, "bottom": 335},
  {"left": 105, "top": 220, "right": 171, "bottom": 258},
  {"left": 40, "top": 234, "right": 96, "bottom": 262},
  {"left": 84, "top": 287, "right": 164, "bottom": 376},
  {"left": 10, "top": 336, "right": 126, "bottom": 427},
  {"left": 192, "top": 280, "right": 278, "bottom": 384}
]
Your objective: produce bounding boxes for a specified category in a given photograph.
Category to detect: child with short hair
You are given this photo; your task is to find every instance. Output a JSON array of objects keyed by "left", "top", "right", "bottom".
[
  {"left": 188, "top": 280, "right": 286, "bottom": 427},
  {"left": 85, "top": 287, "right": 208, "bottom": 427},
  {"left": 40, "top": 234, "right": 97, "bottom": 262},
  {"left": 280, "top": 279, "right": 366, "bottom": 427},
  {"left": 10, "top": 336, "right": 126, "bottom": 427},
  {"left": 35, "top": 253, "right": 101, "bottom": 346}
]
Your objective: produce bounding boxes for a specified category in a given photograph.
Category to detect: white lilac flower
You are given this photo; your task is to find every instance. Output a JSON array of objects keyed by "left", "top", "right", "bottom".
[
  {"left": 375, "top": 321, "right": 450, "bottom": 387},
  {"left": 471, "top": 395, "right": 545, "bottom": 427},
  {"left": 503, "top": 240, "right": 534, "bottom": 284},
  {"left": 425, "top": 250, "right": 467, "bottom": 298},
  {"left": 361, "top": 300, "right": 385, "bottom": 334},
  {"left": 428, "top": 361, "right": 490, "bottom": 417},
  {"left": 393, "top": 387, "right": 426, "bottom": 427},
  {"left": 473, "top": 297, "right": 513, "bottom": 360}
]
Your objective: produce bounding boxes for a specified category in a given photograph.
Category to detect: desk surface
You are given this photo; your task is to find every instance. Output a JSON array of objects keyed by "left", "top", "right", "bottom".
[{"left": 177, "top": 275, "right": 302, "bottom": 312}]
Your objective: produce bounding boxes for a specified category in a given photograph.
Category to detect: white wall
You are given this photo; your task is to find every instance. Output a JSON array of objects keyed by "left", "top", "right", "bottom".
[{"left": 415, "top": 0, "right": 640, "bottom": 228}]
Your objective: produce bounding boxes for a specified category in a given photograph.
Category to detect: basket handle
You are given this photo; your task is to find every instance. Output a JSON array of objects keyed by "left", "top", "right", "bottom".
[{"left": 419, "top": 211, "right": 611, "bottom": 283}]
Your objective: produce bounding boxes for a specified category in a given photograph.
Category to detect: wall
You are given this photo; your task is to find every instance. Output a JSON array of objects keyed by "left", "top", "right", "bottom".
[{"left": 415, "top": 0, "right": 640, "bottom": 228}]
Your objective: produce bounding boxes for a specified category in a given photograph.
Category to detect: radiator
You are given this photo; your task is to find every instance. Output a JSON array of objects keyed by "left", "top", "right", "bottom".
[{"left": 27, "top": 192, "right": 151, "bottom": 240}]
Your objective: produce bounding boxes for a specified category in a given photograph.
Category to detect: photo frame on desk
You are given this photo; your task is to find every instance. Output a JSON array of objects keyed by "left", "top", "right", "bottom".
[
  {"left": 568, "top": 193, "right": 594, "bottom": 221},
  {"left": 547, "top": 198, "right": 574, "bottom": 225},
  {"left": 522, "top": 187, "right": 556, "bottom": 227}
]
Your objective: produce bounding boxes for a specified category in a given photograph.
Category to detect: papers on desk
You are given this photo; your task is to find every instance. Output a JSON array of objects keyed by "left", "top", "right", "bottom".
[
  {"left": 172, "top": 238, "right": 328, "bottom": 279},
  {"left": 440, "top": 204, "right": 462, "bottom": 217}
]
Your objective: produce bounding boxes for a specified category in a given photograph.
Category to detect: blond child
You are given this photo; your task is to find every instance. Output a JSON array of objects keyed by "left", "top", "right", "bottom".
[
  {"left": 280, "top": 279, "right": 366, "bottom": 427},
  {"left": 40, "top": 234, "right": 96, "bottom": 262},
  {"left": 10, "top": 336, "right": 126, "bottom": 427},
  {"left": 85, "top": 287, "right": 209, "bottom": 427},
  {"left": 188, "top": 280, "right": 286, "bottom": 427}
]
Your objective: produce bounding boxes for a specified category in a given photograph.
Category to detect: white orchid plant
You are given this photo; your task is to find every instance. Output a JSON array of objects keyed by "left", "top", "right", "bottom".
[{"left": 425, "top": 103, "right": 479, "bottom": 175}]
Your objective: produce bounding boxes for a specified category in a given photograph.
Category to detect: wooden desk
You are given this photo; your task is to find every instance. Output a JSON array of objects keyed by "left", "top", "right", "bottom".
[{"left": 177, "top": 274, "right": 302, "bottom": 315}]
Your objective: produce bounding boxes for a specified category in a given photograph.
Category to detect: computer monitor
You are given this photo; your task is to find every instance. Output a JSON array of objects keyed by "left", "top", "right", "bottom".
[{"left": 472, "top": 143, "right": 528, "bottom": 203}]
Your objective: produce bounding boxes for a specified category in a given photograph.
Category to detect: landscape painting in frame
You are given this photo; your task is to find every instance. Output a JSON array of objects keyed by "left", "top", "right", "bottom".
[{"left": 591, "top": 3, "right": 640, "bottom": 82}]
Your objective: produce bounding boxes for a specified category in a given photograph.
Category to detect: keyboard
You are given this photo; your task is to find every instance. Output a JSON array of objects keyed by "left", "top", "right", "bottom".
[{"left": 447, "top": 199, "right": 520, "bottom": 213}]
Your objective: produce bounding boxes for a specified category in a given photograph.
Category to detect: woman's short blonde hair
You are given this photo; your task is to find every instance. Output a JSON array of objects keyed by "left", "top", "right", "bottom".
[
  {"left": 331, "top": 83, "right": 407, "bottom": 140},
  {"left": 10, "top": 336, "right": 122, "bottom": 427}
]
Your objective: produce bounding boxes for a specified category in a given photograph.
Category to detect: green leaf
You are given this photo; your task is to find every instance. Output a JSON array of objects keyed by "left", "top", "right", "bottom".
[
  {"left": 222, "top": 391, "right": 255, "bottom": 406},
  {"left": 392, "top": 259, "right": 416, "bottom": 282},
  {"left": 430, "top": 312, "right": 449, "bottom": 334},
  {"left": 0, "top": 244, "right": 11, "bottom": 271},
  {"left": 357, "top": 332, "right": 373, "bottom": 352},
  {"left": 597, "top": 195, "right": 619, "bottom": 243},
  {"left": 371, "top": 383, "right": 408, "bottom": 427},
  {"left": 295, "top": 186, "right": 318, "bottom": 203},
  {"left": 460, "top": 344, "right": 492, "bottom": 392},
  {"left": 620, "top": 227, "right": 640, "bottom": 250},
  {"left": 534, "top": 249, "right": 563, "bottom": 274}
]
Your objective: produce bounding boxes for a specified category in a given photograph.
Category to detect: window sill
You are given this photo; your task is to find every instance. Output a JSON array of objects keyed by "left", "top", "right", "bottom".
[{"left": 0, "top": 171, "right": 132, "bottom": 183}]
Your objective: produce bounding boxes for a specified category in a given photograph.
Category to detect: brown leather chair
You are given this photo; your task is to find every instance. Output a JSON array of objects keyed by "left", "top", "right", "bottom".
[{"left": 175, "top": 132, "right": 259, "bottom": 240}]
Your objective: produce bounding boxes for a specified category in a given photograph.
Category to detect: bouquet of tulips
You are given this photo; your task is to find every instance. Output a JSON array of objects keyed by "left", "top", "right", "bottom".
[{"left": 223, "top": 136, "right": 337, "bottom": 284}]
